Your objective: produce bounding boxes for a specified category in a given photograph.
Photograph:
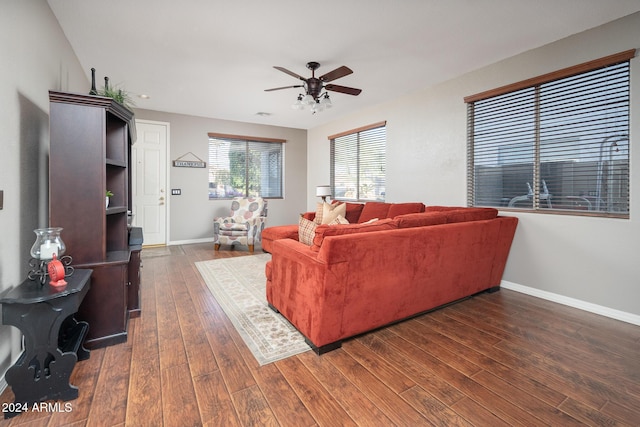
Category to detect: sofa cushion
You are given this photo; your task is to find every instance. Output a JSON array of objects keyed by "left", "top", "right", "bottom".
[
  {"left": 311, "top": 218, "right": 397, "bottom": 251},
  {"left": 395, "top": 211, "right": 448, "bottom": 228},
  {"left": 425, "top": 205, "right": 467, "bottom": 212},
  {"left": 358, "top": 202, "right": 391, "bottom": 223},
  {"left": 388, "top": 202, "right": 425, "bottom": 218},
  {"left": 445, "top": 208, "right": 498, "bottom": 223},
  {"left": 343, "top": 202, "right": 365, "bottom": 223}
]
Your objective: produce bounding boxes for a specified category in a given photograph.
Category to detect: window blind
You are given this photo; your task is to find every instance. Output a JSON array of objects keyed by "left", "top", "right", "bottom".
[
  {"left": 208, "top": 135, "right": 283, "bottom": 199},
  {"left": 330, "top": 122, "right": 386, "bottom": 201},
  {"left": 467, "top": 55, "right": 631, "bottom": 217}
]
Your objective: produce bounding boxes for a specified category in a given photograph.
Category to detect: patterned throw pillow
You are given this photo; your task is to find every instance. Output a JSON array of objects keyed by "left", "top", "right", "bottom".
[
  {"left": 299, "top": 215, "right": 346, "bottom": 246},
  {"left": 313, "top": 202, "right": 324, "bottom": 224},
  {"left": 299, "top": 216, "right": 318, "bottom": 245}
]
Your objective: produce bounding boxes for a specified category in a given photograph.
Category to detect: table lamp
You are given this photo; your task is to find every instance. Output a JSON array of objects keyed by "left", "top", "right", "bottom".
[{"left": 316, "top": 185, "right": 331, "bottom": 202}]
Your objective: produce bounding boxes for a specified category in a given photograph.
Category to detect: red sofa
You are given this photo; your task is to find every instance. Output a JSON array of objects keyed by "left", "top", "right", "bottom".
[
  {"left": 264, "top": 205, "right": 518, "bottom": 354},
  {"left": 261, "top": 201, "right": 426, "bottom": 253}
]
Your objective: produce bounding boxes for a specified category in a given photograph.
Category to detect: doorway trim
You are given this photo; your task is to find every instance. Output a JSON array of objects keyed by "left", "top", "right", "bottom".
[{"left": 133, "top": 119, "right": 171, "bottom": 246}]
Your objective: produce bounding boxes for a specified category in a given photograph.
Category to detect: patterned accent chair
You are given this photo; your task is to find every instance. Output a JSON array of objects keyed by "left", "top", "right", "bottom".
[{"left": 214, "top": 197, "right": 268, "bottom": 253}]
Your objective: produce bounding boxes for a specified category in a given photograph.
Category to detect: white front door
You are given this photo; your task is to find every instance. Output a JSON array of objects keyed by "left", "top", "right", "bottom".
[{"left": 132, "top": 120, "right": 169, "bottom": 246}]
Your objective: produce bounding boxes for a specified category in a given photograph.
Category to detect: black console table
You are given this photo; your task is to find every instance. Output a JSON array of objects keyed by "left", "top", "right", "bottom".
[{"left": 0, "top": 269, "right": 91, "bottom": 418}]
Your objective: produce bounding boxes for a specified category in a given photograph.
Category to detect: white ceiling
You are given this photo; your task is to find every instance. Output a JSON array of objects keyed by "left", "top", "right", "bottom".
[{"left": 47, "top": 0, "right": 640, "bottom": 130}]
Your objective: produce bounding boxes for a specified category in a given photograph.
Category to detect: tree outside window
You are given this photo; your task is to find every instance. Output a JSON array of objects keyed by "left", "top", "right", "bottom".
[{"left": 208, "top": 134, "right": 283, "bottom": 199}]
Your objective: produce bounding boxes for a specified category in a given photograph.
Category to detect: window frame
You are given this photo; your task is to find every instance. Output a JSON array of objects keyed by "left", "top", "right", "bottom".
[
  {"left": 465, "top": 50, "right": 634, "bottom": 218},
  {"left": 207, "top": 132, "right": 285, "bottom": 200},
  {"left": 329, "top": 121, "right": 387, "bottom": 202}
]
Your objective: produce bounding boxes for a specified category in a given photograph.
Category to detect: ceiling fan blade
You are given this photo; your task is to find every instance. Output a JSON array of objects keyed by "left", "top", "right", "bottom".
[
  {"left": 264, "top": 85, "right": 304, "bottom": 92},
  {"left": 325, "top": 84, "right": 362, "bottom": 96},
  {"left": 319, "top": 66, "right": 353, "bottom": 82},
  {"left": 273, "top": 66, "right": 306, "bottom": 81}
]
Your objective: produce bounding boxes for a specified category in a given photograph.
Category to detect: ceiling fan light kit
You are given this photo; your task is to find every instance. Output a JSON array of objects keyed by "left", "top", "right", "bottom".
[{"left": 266, "top": 61, "right": 361, "bottom": 113}]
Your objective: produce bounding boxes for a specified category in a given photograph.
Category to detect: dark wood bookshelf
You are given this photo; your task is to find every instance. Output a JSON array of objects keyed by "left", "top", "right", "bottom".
[{"left": 49, "top": 90, "right": 139, "bottom": 348}]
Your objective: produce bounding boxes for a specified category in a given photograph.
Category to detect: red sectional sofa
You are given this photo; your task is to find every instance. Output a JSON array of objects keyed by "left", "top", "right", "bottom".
[
  {"left": 264, "top": 203, "right": 518, "bottom": 354},
  {"left": 261, "top": 201, "right": 426, "bottom": 253}
]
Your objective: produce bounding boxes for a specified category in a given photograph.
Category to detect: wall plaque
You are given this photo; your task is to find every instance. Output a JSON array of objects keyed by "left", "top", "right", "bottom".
[{"left": 172, "top": 152, "right": 206, "bottom": 168}]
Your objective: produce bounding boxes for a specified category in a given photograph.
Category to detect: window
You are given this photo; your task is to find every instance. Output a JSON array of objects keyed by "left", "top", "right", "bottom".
[
  {"left": 330, "top": 121, "right": 386, "bottom": 201},
  {"left": 208, "top": 133, "right": 284, "bottom": 199},
  {"left": 465, "top": 50, "right": 633, "bottom": 218}
]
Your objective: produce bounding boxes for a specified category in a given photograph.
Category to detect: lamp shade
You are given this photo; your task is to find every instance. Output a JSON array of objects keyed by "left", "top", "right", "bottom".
[{"left": 316, "top": 185, "right": 331, "bottom": 197}]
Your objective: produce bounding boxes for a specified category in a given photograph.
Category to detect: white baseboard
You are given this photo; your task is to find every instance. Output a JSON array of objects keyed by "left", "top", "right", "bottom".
[
  {"left": 168, "top": 237, "right": 215, "bottom": 246},
  {"left": 501, "top": 280, "right": 640, "bottom": 326}
]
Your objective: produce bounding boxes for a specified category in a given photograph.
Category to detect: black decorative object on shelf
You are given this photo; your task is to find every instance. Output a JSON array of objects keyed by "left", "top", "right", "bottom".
[
  {"left": 27, "top": 255, "right": 74, "bottom": 286},
  {"left": 89, "top": 68, "right": 97, "bottom": 95}
]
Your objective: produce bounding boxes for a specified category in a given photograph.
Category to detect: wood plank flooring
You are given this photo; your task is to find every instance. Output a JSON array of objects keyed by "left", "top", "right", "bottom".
[{"left": 1, "top": 242, "right": 639, "bottom": 426}]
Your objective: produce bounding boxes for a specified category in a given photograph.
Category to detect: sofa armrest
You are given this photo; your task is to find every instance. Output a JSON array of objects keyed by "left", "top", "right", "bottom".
[
  {"left": 267, "top": 238, "right": 349, "bottom": 347},
  {"left": 270, "top": 238, "right": 322, "bottom": 264}
]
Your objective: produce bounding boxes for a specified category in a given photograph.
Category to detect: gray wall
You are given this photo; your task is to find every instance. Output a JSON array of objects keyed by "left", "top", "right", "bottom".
[
  {"left": 133, "top": 109, "right": 307, "bottom": 243},
  {"left": 0, "top": 0, "right": 88, "bottom": 390},
  {"left": 307, "top": 12, "right": 640, "bottom": 318},
  {"left": 2, "top": 0, "right": 639, "bottom": 393}
]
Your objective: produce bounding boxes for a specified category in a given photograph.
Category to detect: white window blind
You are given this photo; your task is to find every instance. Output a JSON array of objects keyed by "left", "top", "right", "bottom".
[
  {"left": 208, "top": 134, "right": 283, "bottom": 199},
  {"left": 466, "top": 52, "right": 631, "bottom": 217},
  {"left": 330, "top": 122, "right": 386, "bottom": 201}
]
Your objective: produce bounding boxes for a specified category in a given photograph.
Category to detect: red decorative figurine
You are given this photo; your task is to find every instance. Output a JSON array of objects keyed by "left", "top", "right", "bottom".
[{"left": 47, "top": 253, "right": 68, "bottom": 288}]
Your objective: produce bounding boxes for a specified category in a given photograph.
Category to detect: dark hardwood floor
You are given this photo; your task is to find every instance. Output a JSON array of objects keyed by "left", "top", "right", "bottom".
[{"left": 1, "top": 242, "right": 639, "bottom": 426}]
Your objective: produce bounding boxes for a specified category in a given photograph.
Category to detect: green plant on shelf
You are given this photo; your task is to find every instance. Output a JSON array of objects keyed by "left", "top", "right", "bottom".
[
  {"left": 99, "top": 77, "right": 135, "bottom": 110},
  {"left": 106, "top": 190, "right": 114, "bottom": 198}
]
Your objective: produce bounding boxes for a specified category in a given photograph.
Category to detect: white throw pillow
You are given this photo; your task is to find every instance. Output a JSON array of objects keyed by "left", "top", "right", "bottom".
[{"left": 321, "top": 202, "right": 346, "bottom": 224}]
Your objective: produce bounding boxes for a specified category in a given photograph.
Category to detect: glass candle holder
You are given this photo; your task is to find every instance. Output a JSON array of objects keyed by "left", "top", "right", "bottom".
[
  {"left": 30, "top": 227, "right": 66, "bottom": 261},
  {"left": 28, "top": 227, "right": 73, "bottom": 286}
]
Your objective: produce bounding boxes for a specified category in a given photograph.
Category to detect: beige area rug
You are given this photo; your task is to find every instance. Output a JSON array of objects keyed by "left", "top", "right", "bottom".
[{"left": 195, "top": 253, "right": 311, "bottom": 365}]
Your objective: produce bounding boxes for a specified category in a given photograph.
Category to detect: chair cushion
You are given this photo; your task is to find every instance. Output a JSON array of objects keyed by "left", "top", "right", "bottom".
[
  {"left": 219, "top": 230, "right": 249, "bottom": 237},
  {"left": 218, "top": 222, "right": 249, "bottom": 231}
]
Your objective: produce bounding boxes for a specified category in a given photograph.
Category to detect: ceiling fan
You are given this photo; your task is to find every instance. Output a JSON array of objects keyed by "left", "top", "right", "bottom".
[{"left": 265, "top": 61, "right": 362, "bottom": 111}]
